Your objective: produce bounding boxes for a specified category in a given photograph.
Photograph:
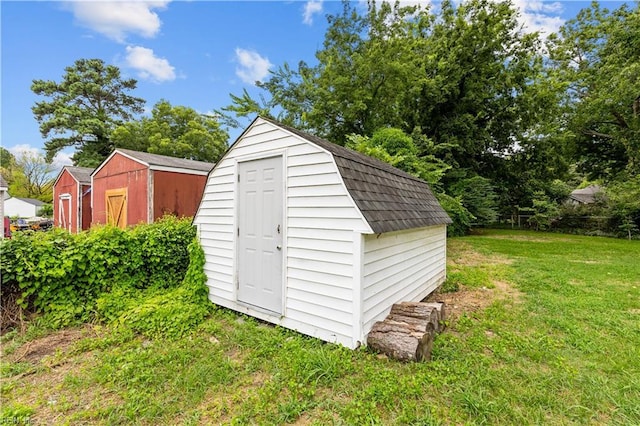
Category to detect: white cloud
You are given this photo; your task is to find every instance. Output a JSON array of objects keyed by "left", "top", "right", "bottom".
[
  {"left": 396, "top": 0, "right": 432, "bottom": 7},
  {"left": 234, "top": 48, "right": 273, "bottom": 85},
  {"left": 67, "top": 1, "right": 170, "bottom": 43},
  {"left": 303, "top": 0, "right": 323, "bottom": 25},
  {"left": 8, "top": 144, "right": 41, "bottom": 158},
  {"left": 518, "top": 0, "right": 562, "bottom": 14},
  {"left": 512, "top": 0, "right": 565, "bottom": 36},
  {"left": 358, "top": 0, "right": 431, "bottom": 7},
  {"left": 52, "top": 151, "right": 74, "bottom": 169},
  {"left": 357, "top": 0, "right": 563, "bottom": 35},
  {"left": 125, "top": 45, "right": 176, "bottom": 83}
]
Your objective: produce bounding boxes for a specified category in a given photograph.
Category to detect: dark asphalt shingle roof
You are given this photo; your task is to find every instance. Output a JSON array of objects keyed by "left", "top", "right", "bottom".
[
  {"left": 569, "top": 185, "right": 602, "bottom": 204},
  {"left": 116, "top": 149, "right": 215, "bottom": 173},
  {"left": 0, "top": 175, "right": 7, "bottom": 189},
  {"left": 64, "top": 166, "right": 94, "bottom": 185},
  {"left": 262, "top": 117, "right": 451, "bottom": 233}
]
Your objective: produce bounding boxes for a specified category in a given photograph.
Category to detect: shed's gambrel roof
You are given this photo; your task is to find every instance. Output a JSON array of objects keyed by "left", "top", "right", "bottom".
[
  {"left": 261, "top": 117, "right": 451, "bottom": 233},
  {"left": 64, "top": 166, "right": 94, "bottom": 185}
]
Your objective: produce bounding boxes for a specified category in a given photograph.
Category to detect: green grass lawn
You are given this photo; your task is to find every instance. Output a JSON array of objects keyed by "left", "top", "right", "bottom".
[{"left": 2, "top": 229, "right": 639, "bottom": 425}]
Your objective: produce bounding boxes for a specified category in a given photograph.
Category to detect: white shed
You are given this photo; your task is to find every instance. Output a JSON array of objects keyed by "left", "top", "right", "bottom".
[
  {"left": 4, "top": 197, "right": 46, "bottom": 218},
  {"left": 194, "top": 117, "right": 451, "bottom": 348}
]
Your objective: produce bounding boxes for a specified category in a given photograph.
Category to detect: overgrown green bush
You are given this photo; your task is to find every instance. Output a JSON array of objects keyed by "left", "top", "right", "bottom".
[
  {"left": 437, "top": 193, "right": 475, "bottom": 236},
  {"left": 97, "top": 238, "right": 212, "bottom": 338},
  {"left": 129, "top": 217, "right": 198, "bottom": 288},
  {"left": 546, "top": 179, "right": 640, "bottom": 239},
  {"left": 606, "top": 177, "right": 640, "bottom": 240},
  {"left": 451, "top": 175, "right": 499, "bottom": 225},
  {"left": 553, "top": 203, "right": 612, "bottom": 235},
  {"left": 0, "top": 216, "right": 197, "bottom": 329},
  {"left": 528, "top": 190, "right": 560, "bottom": 231}
]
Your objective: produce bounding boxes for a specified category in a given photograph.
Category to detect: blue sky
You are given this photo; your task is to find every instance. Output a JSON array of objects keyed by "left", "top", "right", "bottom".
[{"left": 0, "top": 0, "right": 628, "bottom": 169}]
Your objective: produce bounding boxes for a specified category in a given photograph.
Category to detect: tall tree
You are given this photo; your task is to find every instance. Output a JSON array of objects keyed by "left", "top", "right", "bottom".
[
  {"left": 221, "top": 0, "right": 542, "bottom": 151},
  {"left": 547, "top": 2, "right": 640, "bottom": 181},
  {"left": 346, "top": 127, "right": 473, "bottom": 235},
  {"left": 346, "top": 128, "right": 450, "bottom": 187},
  {"left": 8, "top": 151, "right": 55, "bottom": 202},
  {"left": 31, "top": 58, "right": 145, "bottom": 167},
  {"left": 219, "top": 0, "right": 552, "bottom": 214},
  {"left": 111, "top": 100, "right": 229, "bottom": 163},
  {"left": 220, "top": 1, "right": 425, "bottom": 142}
]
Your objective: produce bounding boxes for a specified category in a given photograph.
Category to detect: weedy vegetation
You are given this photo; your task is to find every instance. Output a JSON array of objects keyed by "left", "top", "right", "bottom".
[{"left": 1, "top": 229, "right": 639, "bottom": 425}]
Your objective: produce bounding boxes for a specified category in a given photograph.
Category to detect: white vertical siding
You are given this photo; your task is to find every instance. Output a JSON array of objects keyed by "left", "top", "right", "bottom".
[
  {"left": 194, "top": 119, "right": 371, "bottom": 348},
  {"left": 361, "top": 225, "right": 447, "bottom": 336}
]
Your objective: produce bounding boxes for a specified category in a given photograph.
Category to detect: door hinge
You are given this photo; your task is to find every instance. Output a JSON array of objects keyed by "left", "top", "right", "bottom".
[
  {"left": 237, "top": 227, "right": 240, "bottom": 237},
  {"left": 237, "top": 174, "right": 240, "bottom": 182}
]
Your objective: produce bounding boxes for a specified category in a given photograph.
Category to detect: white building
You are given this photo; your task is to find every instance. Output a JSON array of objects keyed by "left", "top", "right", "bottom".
[
  {"left": 194, "top": 117, "right": 451, "bottom": 348},
  {"left": 4, "top": 197, "right": 46, "bottom": 218}
]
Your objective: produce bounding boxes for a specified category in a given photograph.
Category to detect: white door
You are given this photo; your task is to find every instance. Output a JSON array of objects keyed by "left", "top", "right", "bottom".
[
  {"left": 58, "top": 194, "right": 72, "bottom": 232},
  {"left": 237, "top": 156, "right": 283, "bottom": 313}
]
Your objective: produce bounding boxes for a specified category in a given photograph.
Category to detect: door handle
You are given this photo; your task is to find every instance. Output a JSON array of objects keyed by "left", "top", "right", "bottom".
[{"left": 276, "top": 245, "right": 282, "bottom": 250}]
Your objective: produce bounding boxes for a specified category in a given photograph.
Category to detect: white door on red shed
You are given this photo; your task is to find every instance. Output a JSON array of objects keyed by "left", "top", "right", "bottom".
[
  {"left": 58, "top": 193, "right": 71, "bottom": 232},
  {"left": 237, "top": 156, "right": 283, "bottom": 313}
]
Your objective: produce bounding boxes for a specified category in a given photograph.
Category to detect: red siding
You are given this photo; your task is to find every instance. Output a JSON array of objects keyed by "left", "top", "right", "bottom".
[
  {"left": 54, "top": 170, "right": 79, "bottom": 233},
  {"left": 80, "top": 184, "right": 92, "bottom": 231},
  {"left": 92, "top": 153, "right": 150, "bottom": 226},
  {"left": 152, "top": 171, "right": 207, "bottom": 220}
]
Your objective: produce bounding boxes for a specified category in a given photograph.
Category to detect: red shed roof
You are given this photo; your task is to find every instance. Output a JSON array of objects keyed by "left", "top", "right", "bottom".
[
  {"left": 92, "top": 149, "right": 215, "bottom": 177},
  {"left": 53, "top": 166, "right": 94, "bottom": 188}
]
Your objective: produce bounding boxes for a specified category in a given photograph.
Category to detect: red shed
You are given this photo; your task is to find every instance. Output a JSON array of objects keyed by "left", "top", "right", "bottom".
[
  {"left": 91, "top": 149, "right": 214, "bottom": 228},
  {"left": 53, "top": 166, "right": 94, "bottom": 233}
]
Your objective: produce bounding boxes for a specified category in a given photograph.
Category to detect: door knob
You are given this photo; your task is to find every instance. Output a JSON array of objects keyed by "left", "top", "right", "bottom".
[{"left": 276, "top": 245, "right": 282, "bottom": 250}]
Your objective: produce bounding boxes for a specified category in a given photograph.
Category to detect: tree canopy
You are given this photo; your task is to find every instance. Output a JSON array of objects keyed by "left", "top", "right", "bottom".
[
  {"left": 217, "top": 0, "right": 639, "bottom": 235},
  {"left": 22, "top": 1, "right": 639, "bottom": 235},
  {"left": 5, "top": 150, "right": 55, "bottom": 202},
  {"left": 218, "top": 0, "right": 555, "bottom": 224},
  {"left": 111, "top": 100, "right": 229, "bottom": 163},
  {"left": 31, "top": 58, "right": 145, "bottom": 167},
  {"left": 547, "top": 2, "right": 640, "bottom": 181}
]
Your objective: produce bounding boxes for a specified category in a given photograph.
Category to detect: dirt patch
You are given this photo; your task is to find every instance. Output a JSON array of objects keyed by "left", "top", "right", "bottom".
[
  {"left": 448, "top": 241, "right": 512, "bottom": 267},
  {"left": 4, "top": 349, "right": 125, "bottom": 426},
  {"left": 425, "top": 280, "right": 522, "bottom": 322},
  {"left": 568, "top": 259, "right": 602, "bottom": 264},
  {"left": 7, "top": 327, "right": 90, "bottom": 364},
  {"left": 480, "top": 233, "right": 573, "bottom": 243},
  {"left": 434, "top": 240, "right": 522, "bottom": 322}
]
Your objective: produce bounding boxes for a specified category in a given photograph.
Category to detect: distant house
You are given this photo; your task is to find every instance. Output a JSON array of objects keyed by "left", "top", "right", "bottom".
[
  {"left": 91, "top": 149, "right": 214, "bottom": 228},
  {"left": 194, "top": 117, "right": 451, "bottom": 349},
  {"left": 53, "top": 166, "right": 94, "bottom": 233},
  {"left": 568, "top": 185, "right": 603, "bottom": 205},
  {"left": 4, "top": 197, "right": 46, "bottom": 218}
]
